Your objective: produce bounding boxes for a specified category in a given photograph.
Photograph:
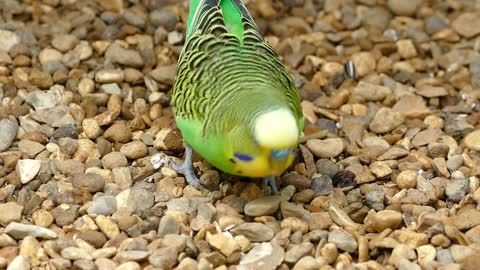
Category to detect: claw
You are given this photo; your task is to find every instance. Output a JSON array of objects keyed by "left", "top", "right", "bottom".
[
  {"left": 170, "top": 146, "right": 204, "bottom": 190},
  {"left": 262, "top": 175, "right": 279, "bottom": 195}
]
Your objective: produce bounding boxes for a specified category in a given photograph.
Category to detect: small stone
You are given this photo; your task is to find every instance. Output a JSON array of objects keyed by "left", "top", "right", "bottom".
[
  {"left": 396, "top": 39, "right": 417, "bottom": 59},
  {"left": 315, "top": 159, "right": 340, "bottom": 178},
  {"left": 78, "top": 230, "right": 108, "bottom": 249},
  {"left": 281, "top": 217, "right": 309, "bottom": 233},
  {"left": 306, "top": 138, "right": 344, "bottom": 158},
  {"left": 353, "top": 82, "right": 391, "bottom": 101},
  {"left": 116, "top": 262, "right": 141, "bottom": 270},
  {"left": 102, "top": 151, "right": 128, "bottom": 169},
  {"left": 417, "top": 245, "right": 436, "bottom": 267},
  {"left": 105, "top": 43, "right": 143, "bottom": 67},
  {"left": 387, "top": 0, "right": 422, "bottom": 16},
  {"left": 149, "top": 65, "right": 177, "bottom": 85},
  {"left": 149, "top": 247, "right": 178, "bottom": 269},
  {"left": 452, "top": 12, "right": 480, "bottom": 38},
  {"left": 32, "top": 209, "right": 54, "bottom": 228},
  {"left": 119, "top": 141, "right": 148, "bottom": 159},
  {"left": 150, "top": 9, "right": 177, "bottom": 31},
  {"left": 389, "top": 244, "right": 416, "bottom": 266},
  {"left": 445, "top": 178, "right": 469, "bottom": 203},
  {"left": 6, "top": 255, "right": 30, "bottom": 270},
  {"left": 465, "top": 130, "right": 480, "bottom": 151},
  {"left": 365, "top": 210, "right": 403, "bottom": 232},
  {"left": 16, "top": 159, "right": 42, "bottom": 184},
  {"left": 398, "top": 259, "right": 421, "bottom": 270},
  {"left": 369, "top": 107, "right": 405, "bottom": 134},
  {"left": 292, "top": 256, "right": 321, "bottom": 270},
  {"left": 230, "top": 223, "right": 274, "bottom": 242},
  {"left": 412, "top": 129, "right": 443, "bottom": 148},
  {"left": 238, "top": 242, "right": 284, "bottom": 270},
  {"left": 18, "top": 139, "right": 45, "bottom": 158},
  {"left": 61, "top": 247, "right": 93, "bottom": 260},
  {"left": 308, "top": 212, "right": 332, "bottom": 230},
  {"left": 29, "top": 70, "right": 54, "bottom": 89},
  {"left": 284, "top": 242, "right": 313, "bottom": 264},
  {"left": 311, "top": 175, "right": 333, "bottom": 196},
  {"left": 72, "top": 173, "right": 105, "bottom": 193},
  {"left": 0, "top": 202, "right": 24, "bottom": 225},
  {"left": 351, "top": 52, "right": 376, "bottom": 78},
  {"left": 51, "top": 204, "right": 79, "bottom": 226},
  {"left": 370, "top": 161, "right": 392, "bottom": 178},
  {"left": 206, "top": 232, "right": 240, "bottom": 257},
  {"left": 450, "top": 245, "right": 474, "bottom": 263},
  {"left": 391, "top": 230, "right": 428, "bottom": 248},
  {"left": 104, "top": 122, "right": 132, "bottom": 143},
  {"left": 395, "top": 170, "right": 418, "bottom": 189},
  {"left": 244, "top": 196, "right": 281, "bottom": 217},
  {"left": 5, "top": 222, "right": 57, "bottom": 239},
  {"left": 328, "top": 228, "right": 358, "bottom": 253},
  {"left": 95, "top": 215, "right": 120, "bottom": 239},
  {"left": 393, "top": 95, "right": 430, "bottom": 118},
  {"left": 0, "top": 119, "right": 19, "bottom": 151},
  {"left": 87, "top": 195, "right": 117, "bottom": 216},
  {"left": 365, "top": 188, "right": 385, "bottom": 211},
  {"left": 52, "top": 34, "right": 79, "bottom": 52},
  {"left": 0, "top": 30, "right": 20, "bottom": 51}
]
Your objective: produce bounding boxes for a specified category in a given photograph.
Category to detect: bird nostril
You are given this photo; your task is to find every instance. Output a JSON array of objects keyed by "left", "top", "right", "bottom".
[{"left": 270, "top": 149, "right": 290, "bottom": 160}]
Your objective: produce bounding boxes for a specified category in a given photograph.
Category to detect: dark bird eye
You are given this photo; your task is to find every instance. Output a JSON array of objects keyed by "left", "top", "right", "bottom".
[{"left": 234, "top": 153, "right": 253, "bottom": 161}]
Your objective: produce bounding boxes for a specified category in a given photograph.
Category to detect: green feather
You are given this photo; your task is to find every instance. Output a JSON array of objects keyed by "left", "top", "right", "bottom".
[{"left": 186, "top": 0, "right": 251, "bottom": 41}]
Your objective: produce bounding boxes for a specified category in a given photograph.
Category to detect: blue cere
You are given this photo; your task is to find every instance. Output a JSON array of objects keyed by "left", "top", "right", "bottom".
[{"left": 234, "top": 153, "right": 254, "bottom": 161}]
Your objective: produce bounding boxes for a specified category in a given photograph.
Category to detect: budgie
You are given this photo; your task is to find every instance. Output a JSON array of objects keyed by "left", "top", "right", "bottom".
[{"left": 170, "top": 0, "right": 304, "bottom": 194}]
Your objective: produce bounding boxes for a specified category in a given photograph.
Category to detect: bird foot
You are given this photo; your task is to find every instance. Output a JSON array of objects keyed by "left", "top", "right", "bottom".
[
  {"left": 170, "top": 146, "right": 204, "bottom": 190},
  {"left": 262, "top": 175, "right": 279, "bottom": 195}
]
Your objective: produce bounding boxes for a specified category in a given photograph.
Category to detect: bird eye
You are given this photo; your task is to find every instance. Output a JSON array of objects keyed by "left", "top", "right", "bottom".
[
  {"left": 234, "top": 153, "right": 253, "bottom": 161},
  {"left": 270, "top": 149, "right": 291, "bottom": 160}
]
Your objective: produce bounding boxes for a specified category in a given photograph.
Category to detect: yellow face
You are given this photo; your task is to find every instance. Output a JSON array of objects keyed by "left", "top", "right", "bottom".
[{"left": 231, "top": 147, "right": 296, "bottom": 178}]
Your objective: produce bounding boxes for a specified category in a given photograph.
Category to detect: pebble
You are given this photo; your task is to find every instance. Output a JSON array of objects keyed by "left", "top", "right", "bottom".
[
  {"left": 369, "top": 108, "right": 405, "bottom": 133},
  {"left": 95, "top": 69, "right": 125, "bottom": 83},
  {"left": 16, "top": 159, "right": 42, "bottom": 184},
  {"left": 6, "top": 255, "right": 30, "bottom": 270},
  {"left": 51, "top": 34, "right": 79, "bottom": 52},
  {"left": 5, "top": 222, "right": 57, "bottom": 239},
  {"left": 72, "top": 173, "right": 105, "bottom": 193},
  {"left": 365, "top": 188, "right": 385, "bottom": 211},
  {"left": 351, "top": 52, "right": 376, "bottom": 78},
  {"left": 306, "top": 138, "right": 344, "bottom": 158},
  {"left": 95, "top": 215, "right": 120, "bottom": 239},
  {"left": 105, "top": 43, "right": 144, "bottom": 67},
  {"left": 445, "top": 178, "right": 470, "bottom": 203},
  {"left": 102, "top": 151, "right": 128, "bottom": 169},
  {"left": 365, "top": 210, "right": 403, "bottom": 232},
  {"left": 87, "top": 195, "right": 117, "bottom": 216},
  {"left": 119, "top": 141, "right": 148, "bottom": 159},
  {"left": 395, "top": 170, "right": 418, "bottom": 189},
  {"left": 0, "top": 30, "right": 20, "bottom": 51},
  {"left": 238, "top": 243, "right": 284, "bottom": 270},
  {"left": 315, "top": 159, "right": 340, "bottom": 178},
  {"left": 311, "top": 175, "right": 333, "bottom": 195},
  {"left": 452, "top": 12, "right": 480, "bottom": 38},
  {"left": 244, "top": 196, "right": 281, "bottom": 216},
  {"left": 61, "top": 247, "right": 93, "bottom": 260},
  {"left": 206, "top": 232, "right": 240, "bottom": 257},
  {"left": 465, "top": 130, "right": 480, "bottom": 151},
  {"left": 0, "top": 202, "right": 24, "bottom": 225},
  {"left": 387, "top": 0, "right": 422, "bottom": 16},
  {"left": 328, "top": 228, "right": 358, "bottom": 253},
  {"left": 231, "top": 223, "right": 274, "bottom": 242},
  {"left": 0, "top": 119, "right": 18, "bottom": 151},
  {"left": 353, "top": 82, "right": 391, "bottom": 101}
]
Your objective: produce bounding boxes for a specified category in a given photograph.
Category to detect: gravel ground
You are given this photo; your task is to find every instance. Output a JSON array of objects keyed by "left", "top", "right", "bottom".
[{"left": 1, "top": 0, "right": 480, "bottom": 269}]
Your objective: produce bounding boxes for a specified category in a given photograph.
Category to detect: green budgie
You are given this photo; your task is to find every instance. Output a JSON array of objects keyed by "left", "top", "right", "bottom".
[{"left": 170, "top": 0, "right": 304, "bottom": 194}]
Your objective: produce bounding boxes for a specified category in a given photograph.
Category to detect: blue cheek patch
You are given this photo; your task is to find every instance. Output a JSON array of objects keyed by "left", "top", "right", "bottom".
[
  {"left": 234, "top": 153, "right": 254, "bottom": 161},
  {"left": 271, "top": 149, "right": 291, "bottom": 160}
]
